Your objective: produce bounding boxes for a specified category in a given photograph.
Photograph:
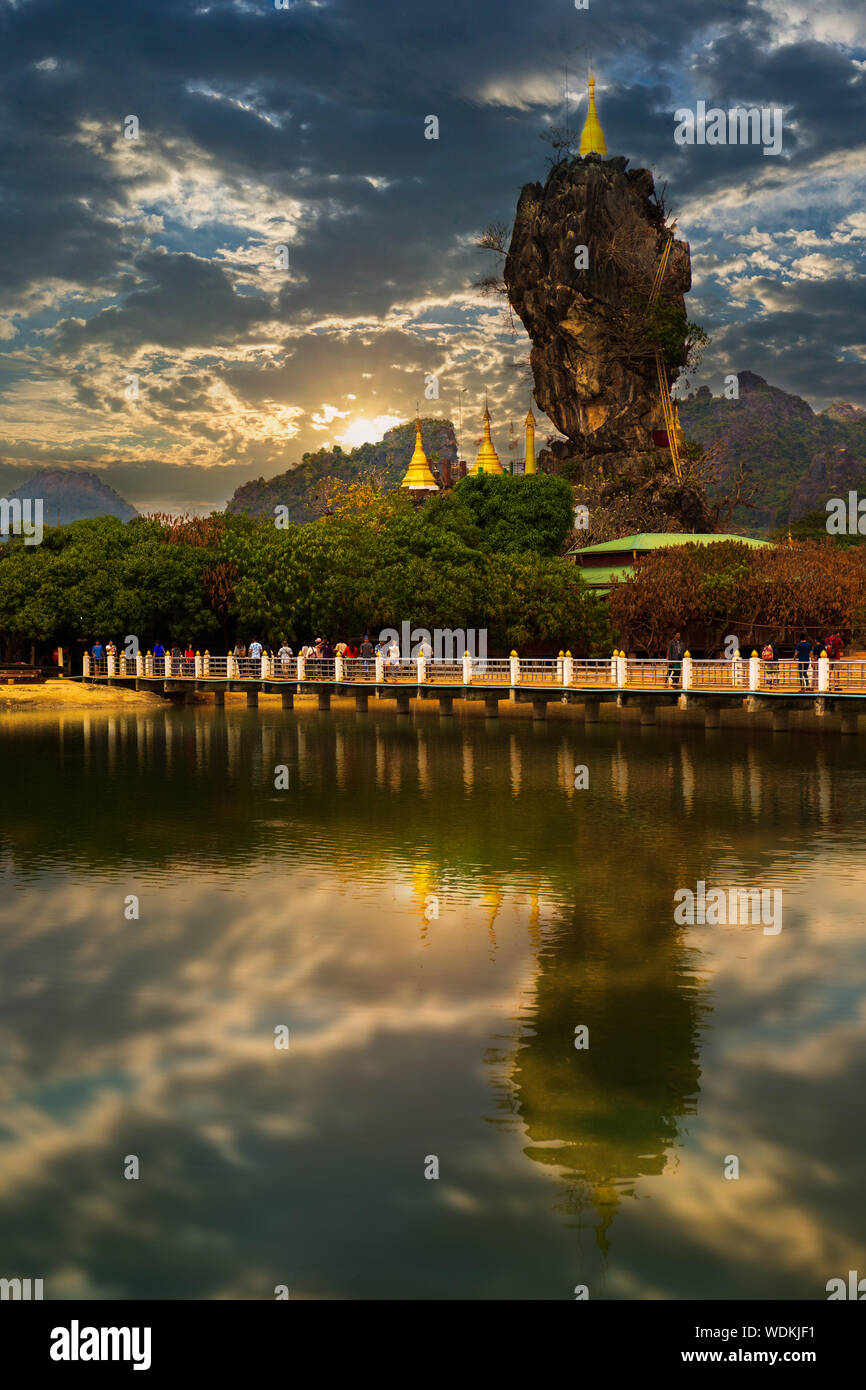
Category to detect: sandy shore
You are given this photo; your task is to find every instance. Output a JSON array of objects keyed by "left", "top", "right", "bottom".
[{"left": 0, "top": 679, "right": 165, "bottom": 712}]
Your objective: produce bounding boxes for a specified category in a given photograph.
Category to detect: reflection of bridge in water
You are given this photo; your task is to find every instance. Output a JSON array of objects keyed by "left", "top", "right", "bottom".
[{"left": 84, "top": 650, "right": 866, "bottom": 731}]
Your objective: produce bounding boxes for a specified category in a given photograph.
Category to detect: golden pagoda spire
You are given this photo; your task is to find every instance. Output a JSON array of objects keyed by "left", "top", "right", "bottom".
[
  {"left": 524, "top": 405, "right": 537, "bottom": 475},
  {"left": 579, "top": 71, "right": 607, "bottom": 157},
  {"left": 471, "top": 404, "right": 503, "bottom": 475},
  {"left": 400, "top": 416, "right": 439, "bottom": 492}
]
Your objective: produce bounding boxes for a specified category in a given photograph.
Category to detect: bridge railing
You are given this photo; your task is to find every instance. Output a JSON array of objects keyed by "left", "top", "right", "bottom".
[
  {"left": 626, "top": 658, "right": 669, "bottom": 688},
  {"left": 690, "top": 659, "right": 746, "bottom": 690}
]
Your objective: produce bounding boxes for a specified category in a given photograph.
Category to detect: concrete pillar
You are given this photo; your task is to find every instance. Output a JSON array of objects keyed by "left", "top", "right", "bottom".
[
  {"left": 562, "top": 652, "right": 574, "bottom": 686},
  {"left": 246, "top": 690, "right": 258, "bottom": 708},
  {"left": 396, "top": 691, "right": 411, "bottom": 715},
  {"left": 484, "top": 696, "right": 499, "bottom": 717},
  {"left": 840, "top": 710, "right": 859, "bottom": 734},
  {"left": 355, "top": 691, "right": 369, "bottom": 713},
  {"left": 213, "top": 690, "right": 225, "bottom": 707},
  {"left": 462, "top": 652, "right": 472, "bottom": 684},
  {"left": 532, "top": 698, "right": 548, "bottom": 721},
  {"left": 616, "top": 652, "right": 627, "bottom": 687},
  {"left": 145, "top": 651, "right": 153, "bottom": 676},
  {"left": 818, "top": 654, "right": 830, "bottom": 692},
  {"left": 136, "top": 650, "right": 144, "bottom": 677},
  {"left": 281, "top": 690, "right": 294, "bottom": 710},
  {"left": 375, "top": 653, "right": 385, "bottom": 682},
  {"left": 296, "top": 654, "right": 306, "bottom": 680},
  {"left": 203, "top": 650, "right": 210, "bottom": 677},
  {"left": 510, "top": 652, "right": 520, "bottom": 686},
  {"left": 334, "top": 654, "right": 344, "bottom": 681},
  {"left": 749, "top": 653, "right": 760, "bottom": 691},
  {"left": 681, "top": 653, "right": 692, "bottom": 691},
  {"left": 83, "top": 651, "right": 91, "bottom": 677},
  {"left": 318, "top": 690, "right": 331, "bottom": 711},
  {"left": 639, "top": 703, "right": 656, "bottom": 725},
  {"left": 704, "top": 706, "right": 721, "bottom": 729},
  {"left": 439, "top": 695, "right": 453, "bottom": 716},
  {"left": 417, "top": 654, "right": 427, "bottom": 682},
  {"left": 195, "top": 651, "right": 202, "bottom": 678}
]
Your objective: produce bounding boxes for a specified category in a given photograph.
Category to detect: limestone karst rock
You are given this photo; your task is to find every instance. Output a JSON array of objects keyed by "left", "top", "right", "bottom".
[{"left": 504, "top": 154, "right": 691, "bottom": 464}]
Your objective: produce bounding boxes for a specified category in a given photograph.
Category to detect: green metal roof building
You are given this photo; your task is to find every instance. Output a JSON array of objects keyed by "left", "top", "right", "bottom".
[{"left": 568, "top": 532, "right": 773, "bottom": 592}]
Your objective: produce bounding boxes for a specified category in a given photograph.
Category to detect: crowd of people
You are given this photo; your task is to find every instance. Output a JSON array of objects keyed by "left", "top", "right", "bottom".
[{"left": 664, "top": 631, "right": 846, "bottom": 689}]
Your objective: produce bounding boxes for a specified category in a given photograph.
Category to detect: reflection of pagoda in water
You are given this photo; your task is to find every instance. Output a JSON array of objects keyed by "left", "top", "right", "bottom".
[{"left": 511, "top": 898, "right": 706, "bottom": 1253}]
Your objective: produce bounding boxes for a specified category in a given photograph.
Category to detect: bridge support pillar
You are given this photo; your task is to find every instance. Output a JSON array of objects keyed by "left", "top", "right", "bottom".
[
  {"left": 532, "top": 699, "right": 548, "bottom": 721},
  {"left": 396, "top": 691, "right": 411, "bottom": 715},
  {"left": 318, "top": 690, "right": 331, "bottom": 711},
  {"left": 772, "top": 709, "right": 788, "bottom": 732},
  {"left": 213, "top": 690, "right": 225, "bottom": 707},
  {"left": 582, "top": 701, "right": 600, "bottom": 723},
  {"left": 281, "top": 690, "right": 294, "bottom": 710},
  {"left": 484, "top": 696, "right": 499, "bottom": 717},
  {"left": 639, "top": 703, "right": 656, "bottom": 726},
  {"left": 438, "top": 696, "right": 453, "bottom": 716},
  {"left": 246, "top": 690, "right": 258, "bottom": 708},
  {"left": 354, "top": 691, "right": 369, "bottom": 713},
  {"left": 840, "top": 710, "right": 859, "bottom": 735}
]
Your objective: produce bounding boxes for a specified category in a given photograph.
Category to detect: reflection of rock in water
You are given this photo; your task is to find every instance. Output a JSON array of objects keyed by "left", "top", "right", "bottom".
[{"left": 512, "top": 901, "right": 706, "bottom": 1253}]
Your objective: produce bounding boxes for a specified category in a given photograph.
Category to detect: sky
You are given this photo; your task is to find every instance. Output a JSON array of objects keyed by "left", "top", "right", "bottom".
[{"left": 0, "top": 0, "right": 865, "bottom": 513}]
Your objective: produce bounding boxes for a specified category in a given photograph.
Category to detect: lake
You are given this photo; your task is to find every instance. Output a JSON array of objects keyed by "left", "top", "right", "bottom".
[{"left": 1, "top": 704, "right": 864, "bottom": 1299}]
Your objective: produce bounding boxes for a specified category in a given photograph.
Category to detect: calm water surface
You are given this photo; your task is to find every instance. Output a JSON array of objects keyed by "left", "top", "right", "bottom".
[{"left": 1, "top": 706, "right": 864, "bottom": 1299}]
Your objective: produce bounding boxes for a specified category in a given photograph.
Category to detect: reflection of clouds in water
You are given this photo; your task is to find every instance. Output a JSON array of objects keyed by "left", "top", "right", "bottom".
[
  {"left": 0, "top": 868, "right": 548, "bottom": 1298},
  {"left": 615, "top": 854, "right": 866, "bottom": 1298}
]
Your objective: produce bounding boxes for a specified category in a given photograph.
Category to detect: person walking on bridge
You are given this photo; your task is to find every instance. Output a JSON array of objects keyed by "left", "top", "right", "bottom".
[
  {"left": 795, "top": 635, "right": 813, "bottom": 690},
  {"left": 249, "top": 638, "right": 263, "bottom": 677},
  {"left": 665, "top": 631, "right": 685, "bottom": 689}
]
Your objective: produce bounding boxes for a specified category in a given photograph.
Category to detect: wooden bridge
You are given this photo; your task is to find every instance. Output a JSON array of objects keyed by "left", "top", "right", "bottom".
[{"left": 81, "top": 651, "right": 866, "bottom": 731}]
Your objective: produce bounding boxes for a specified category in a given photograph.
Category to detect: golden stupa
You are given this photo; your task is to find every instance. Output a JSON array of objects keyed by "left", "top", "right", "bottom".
[
  {"left": 400, "top": 418, "right": 440, "bottom": 492},
  {"left": 579, "top": 72, "right": 607, "bottom": 157},
  {"left": 524, "top": 406, "right": 537, "bottom": 475},
  {"left": 470, "top": 406, "right": 503, "bottom": 475}
]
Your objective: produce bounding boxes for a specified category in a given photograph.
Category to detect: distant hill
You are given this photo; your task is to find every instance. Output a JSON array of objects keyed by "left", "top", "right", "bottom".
[
  {"left": 227, "top": 418, "right": 458, "bottom": 522},
  {"left": 6, "top": 467, "right": 138, "bottom": 526},
  {"left": 679, "top": 373, "right": 866, "bottom": 526}
]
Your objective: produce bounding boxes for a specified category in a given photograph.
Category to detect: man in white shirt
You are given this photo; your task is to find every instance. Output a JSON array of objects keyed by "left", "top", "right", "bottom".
[
  {"left": 278, "top": 642, "right": 293, "bottom": 674},
  {"left": 248, "top": 638, "right": 263, "bottom": 677}
]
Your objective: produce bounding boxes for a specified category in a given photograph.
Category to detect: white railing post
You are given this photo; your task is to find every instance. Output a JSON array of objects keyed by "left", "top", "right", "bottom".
[
  {"left": 83, "top": 651, "right": 91, "bottom": 677},
  {"left": 732, "top": 650, "right": 742, "bottom": 686},
  {"left": 610, "top": 650, "right": 618, "bottom": 684},
  {"left": 556, "top": 651, "right": 564, "bottom": 684},
  {"left": 145, "top": 651, "right": 153, "bottom": 676},
  {"left": 417, "top": 654, "right": 427, "bottom": 682},
  {"left": 462, "top": 651, "right": 472, "bottom": 683},
  {"left": 749, "top": 651, "right": 760, "bottom": 691},
  {"left": 818, "top": 652, "right": 830, "bottom": 693},
  {"left": 563, "top": 651, "right": 574, "bottom": 686},
  {"left": 375, "top": 653, "right": 384, "bottom": 682},
  {"left": 681, "top": 651, "right": 692, "bottom": 691},
  {"left": 297, "top": 653, "right": 306, "bottom": 680},
  {"left": 107, "top": 648, "right": 116, "bottom": 677},
  {"left": 261, "top": 650, "right": 271, "bottom": 679},
  {"left": 616, "top": 651, "right": 627, "bottom": 687},
  {"left": 227, "top": 652, "right": 235, "bottom": 679},
  {"left": 135, "top": 650, "right": 143, "bottom": 677},
  {"left": 195, "top": 651, "right": 203, "bottom": 678},
  {"left": 510, "top": 650, "right": 520, "bottom": 685},
  {"left": 334, "top": 654, "right": 344, "bottom": 681},
  {"left": 203, "top": 650, "right": 210, "bottom": 677}
]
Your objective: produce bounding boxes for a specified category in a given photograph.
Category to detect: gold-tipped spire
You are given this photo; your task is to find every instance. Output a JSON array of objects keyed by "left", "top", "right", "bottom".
[
  {"left": 579, "top": 72, "right": 607, "bottom": 157},
  {"left": 400, "top": 417, "right": 439, "bottom": 491},
  {"left": 524, "top": 405, "right": 537, "bottom": 475},
  {"left": 470, "top": 405, "right": 503, "bottom": 475}
]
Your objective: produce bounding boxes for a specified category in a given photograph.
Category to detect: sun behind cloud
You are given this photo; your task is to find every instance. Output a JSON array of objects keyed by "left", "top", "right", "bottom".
[{"left": 338, "top": 414, "right": 404, "bottom": 450}]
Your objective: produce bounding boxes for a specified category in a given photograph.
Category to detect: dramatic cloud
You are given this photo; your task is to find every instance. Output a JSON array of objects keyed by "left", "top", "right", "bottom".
[{"left": 0, "top": 0, "right": 864, "bottom": 509}]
